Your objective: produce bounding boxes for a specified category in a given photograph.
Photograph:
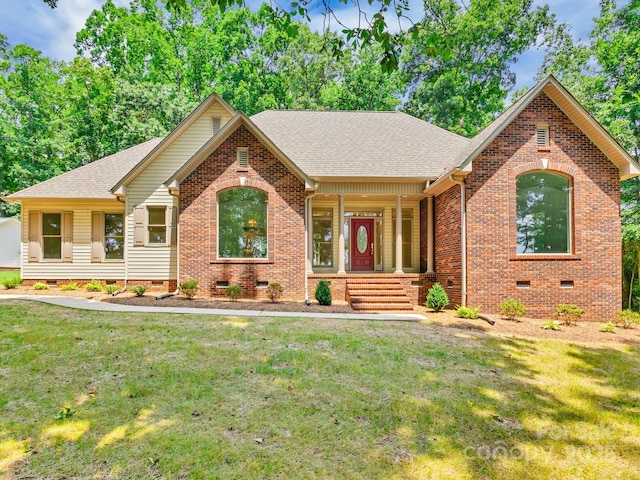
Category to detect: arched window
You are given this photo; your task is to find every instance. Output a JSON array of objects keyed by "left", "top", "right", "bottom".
[
  {"left": 218, "top": 187, "right": 267, "bottom": 258},
  {"left": 516, "top": 171, "right": 570, "bottom": 254}
]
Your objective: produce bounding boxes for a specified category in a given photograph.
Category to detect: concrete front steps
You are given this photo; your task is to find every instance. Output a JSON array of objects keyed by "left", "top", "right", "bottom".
[{"left": 346, "top": 278, "right": 414, "bottom": 312}]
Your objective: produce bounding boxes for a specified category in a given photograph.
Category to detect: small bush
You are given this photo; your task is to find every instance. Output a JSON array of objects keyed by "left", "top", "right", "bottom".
[
  {"left": 315, "top": 280, "right": 332, "bottom": 306},
  {"left": 455, "top": 305, "right": 480, "bottom": 319},
  {"left": 104, "top": 284, "right": 120, "bottom": 295},
  {"left": 426, "top": 282, "right": 449, "bottom": 312},
  {"left": 614, "top": 309, "right": 640, "bottom": 329},
  {"left": 554, "top": 304, "right": 584, "bottom": 326},
  {"left": 180, "top": 279, "right": 199, "bottom": 299},
  {"left": 225, "top": 284, "right": 243, "bottom": 301},
  {"left": 60, "top": 281, "right": 78, "bottom": 291},
  {"left": 542, "top": 321, "right": 562, "bottom": 331},
  {"left": 600, "top": 322, "right": 616, "bottom": 333},
  {"left": 499, "top": 298, "right": 526, "bottom": 321},
  {"left": 266, "top": 282, "right": 284, "bottom": 303},
  {"left": 130, "top": 285, "right": 147, "bottom": 297},
  {"left": 84, "top": 279, "right": 103, "bottom": 292},
  {"left": 0, "top": 275, "right": 21, "bottom": 289},
  {"left": 33, "top": 282, "right": 49, "bottom": 290}
]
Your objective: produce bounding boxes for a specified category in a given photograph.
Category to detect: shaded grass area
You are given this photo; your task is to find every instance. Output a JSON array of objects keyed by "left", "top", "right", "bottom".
[{"left": 1, "top": 300, "right": 639, "bottom": 479}]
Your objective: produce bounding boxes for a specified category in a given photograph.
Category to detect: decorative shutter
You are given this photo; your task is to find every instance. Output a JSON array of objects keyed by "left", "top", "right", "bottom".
[
  {"left": 168, "top": 206, "right": 178, "bottom": 246},
  {"left": 91, "top": 212, "right": 104, "bottom": 262},
  {"left": 237, "top": 148, "right": 248, "bottom": 168},
  {"left": 62, "top": 211, "right": 73, "bottom": 262},
  {"left": 28, "top": 211, "right": 41, "bottom": 262},
  {"left": 536, "top": 126, "right": 549, "bottom": 148},
  {"left": 212, "top": 117, "right": 221, "bottom": 135},
  {"left": 133, "top": 205, "right": 145, "bottom": 246}
]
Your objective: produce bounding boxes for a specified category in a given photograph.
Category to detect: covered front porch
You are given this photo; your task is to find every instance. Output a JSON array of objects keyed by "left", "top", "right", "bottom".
[{"left": 304, "top": 180, "right": 438, "bottom": 308}]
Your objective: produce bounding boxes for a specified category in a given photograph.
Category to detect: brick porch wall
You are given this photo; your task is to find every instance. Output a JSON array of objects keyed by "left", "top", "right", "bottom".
[
  {"left": 179, "top": 124, "right": 306, "bottom": 300},
  {"left": 465, "top": 92, "right": 621, "bottom": 320}
]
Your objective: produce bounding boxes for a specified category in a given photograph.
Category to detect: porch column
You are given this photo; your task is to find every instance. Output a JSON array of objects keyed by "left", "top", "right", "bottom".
[
  {"left": 307, "top": 197, "right": 313, "bottom": 274},
  {"left": 395, "top": 195, "right": 403, "bottom": 274},
  {"left": 427, "top": 195, "right": 435, "bottom": 273},
  {"left": 338, "top": 195, "right": 346, "bottom": 274}
]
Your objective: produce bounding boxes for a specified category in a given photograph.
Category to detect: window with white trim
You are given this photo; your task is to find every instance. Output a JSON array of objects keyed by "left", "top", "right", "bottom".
[
  {"left": 148, "top": 207, "right": 167, "bottom": 244},
  {"left": 312, "top": 209, "right": 333, "bottom": 267},
  {"left": 516, "top": 171, "right": 570, "bottom": 254},
  {"left": 28, "top": 211, "right": 73, "bottom": 262},
  {"left": 392, "top": 208, "right": 413, "bottom": 267},
  {"left": 218, "top": 187, "right": 267, "bottom": 258},
  {"left": 92, "top": 212, "right": 124, "bottom": 262}
]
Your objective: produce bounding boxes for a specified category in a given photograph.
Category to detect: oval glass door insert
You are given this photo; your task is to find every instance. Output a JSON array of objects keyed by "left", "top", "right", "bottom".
[{"left": 356, "top": 225, "right": 368, "bottom": 253}]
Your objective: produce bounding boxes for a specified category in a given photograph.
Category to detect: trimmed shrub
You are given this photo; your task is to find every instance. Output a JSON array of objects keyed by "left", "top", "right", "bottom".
[
  {"left": 554, "top": 304, "right": 584, "bottom": 326},
  {"left": 130, "top": 285, "right": 147, "bottom": 297},
  {"left": 315, "top": 280, "right": 332, "bottom": 306},
  {"left": 542, "top": 321, "right": 562, "bottom": 331},
  {"left": 266, "top": 282, "right": 284, "bottom": 303},
  {"left": 0, "top": 276, "right": 22, "bottom": 289},
  {"left": 180, "top": 279, "right": 199, "bottom": 299},
  {"left": 600, "top": 322, "right": 616, "bottom": 333},
  {"left": 499, "top": 298, "right": 526, "bottom": 321},
  {"left": 33, "top": 282, "right": 49, "bottom": 290},
  {"left": 455, "top": 305, "right": 480, "bottom": 319},
  {"left": 104, "top": 284, "right": 120, "bottom": 295},
  {"left": 84, "top": 279, "right": 103, "bottom": 292},
  {"left": 225, "top": 284, "right": 243, "bottom": 301},
  {"left": 614, "top": 309, "right": 640, "bottom": 329},
  {"left": 60, "top": 281, "right": 78, "bottom": 291},
  {"left": 426, "top": 282, "right": 449, "bottom": 312}
]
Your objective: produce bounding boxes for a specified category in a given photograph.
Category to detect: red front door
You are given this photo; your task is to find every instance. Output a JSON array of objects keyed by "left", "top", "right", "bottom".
[{"left": 351, "top": 218, "right": 374, "bottom": 271}]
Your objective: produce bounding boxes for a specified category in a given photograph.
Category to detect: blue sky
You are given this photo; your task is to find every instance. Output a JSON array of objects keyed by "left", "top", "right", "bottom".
[{"left": 0, "top": 0, "right": 601, "bottom": 92}]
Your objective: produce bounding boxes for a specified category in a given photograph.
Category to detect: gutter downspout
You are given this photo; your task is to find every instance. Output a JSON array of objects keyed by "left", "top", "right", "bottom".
[
  {"left": 450, "top": 174, "right": 467, "bottom": 307},
  {"left": 304, "top": 191, "right": 318, "bottom": 304},
  {"left": 157, "top": 194, "right": 180, "bottom": 300}
]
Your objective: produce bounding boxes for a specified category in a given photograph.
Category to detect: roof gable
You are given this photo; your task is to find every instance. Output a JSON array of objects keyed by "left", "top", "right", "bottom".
[
  {"left": 111, "top": 92, "right": 235, "bottom": 194},
  {"left": 454, "top": 75, "right": 640, "bottom": 179},
  {"left": 165, "top": 113, "right": 315, "bottom": 191}
]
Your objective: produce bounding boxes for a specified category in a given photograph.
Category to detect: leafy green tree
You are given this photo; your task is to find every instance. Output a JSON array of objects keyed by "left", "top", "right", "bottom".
[
  {"left": 403, "top": 0, "right": 562, "bottom": 137},
  {"left": 0, "top": 40, "right": 66, "bottom": 216}
]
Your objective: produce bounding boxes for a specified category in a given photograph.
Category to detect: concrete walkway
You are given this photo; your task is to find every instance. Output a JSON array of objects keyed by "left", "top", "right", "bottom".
[{"left": 0, "top": 295, "right": 427, "bottom": 322}]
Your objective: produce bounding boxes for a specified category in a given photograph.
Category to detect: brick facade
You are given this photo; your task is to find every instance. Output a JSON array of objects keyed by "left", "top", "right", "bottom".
[
  {"left": 179, "top": 124, "right": 306, "bottom": 299},
  {"left": 434, "top": 185, "right": 463, "bottom": 307},
  {"left": 464, "top": 93, "right": 621, "bottom": 320}
]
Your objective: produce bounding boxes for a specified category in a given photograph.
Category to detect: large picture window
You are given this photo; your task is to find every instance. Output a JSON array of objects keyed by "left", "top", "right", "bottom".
[
  {"left": 218, "top": 187, "right": 267, "bottom": 258},
  {"left": 516, "top": 172, "right": 570, "bottom": 254}
]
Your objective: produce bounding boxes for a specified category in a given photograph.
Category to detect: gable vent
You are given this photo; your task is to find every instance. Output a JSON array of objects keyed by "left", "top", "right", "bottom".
[
  {"left": 237, "top": 148, "right": 249, "bottom": 168},
  {"left": 536, "top": 125, "right": 549, "bottom": 149},
  {"left": 212, "top": 117, "right": 221, "bottom": 135}
]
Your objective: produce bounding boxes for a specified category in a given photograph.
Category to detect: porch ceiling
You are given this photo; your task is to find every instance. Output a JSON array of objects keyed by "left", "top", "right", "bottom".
[{"left": 313, "top": 193, "right": 427, "bottom": 202}]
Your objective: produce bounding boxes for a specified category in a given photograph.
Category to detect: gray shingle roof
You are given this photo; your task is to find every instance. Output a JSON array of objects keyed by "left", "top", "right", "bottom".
[
  {"left": 6, "top": 138, "right": 162, "bottom": 200},
  {"left": 251, "top": 110, "right": 470, "bottom": 179}
]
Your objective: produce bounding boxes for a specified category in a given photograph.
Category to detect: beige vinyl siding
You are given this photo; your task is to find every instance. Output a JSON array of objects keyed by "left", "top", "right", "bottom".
[
  {"left": 125, "top": 102, "right": 232, "bottom": 280},
  {"left": 20, "top": 200, "right": 125, "bottom": 280}
]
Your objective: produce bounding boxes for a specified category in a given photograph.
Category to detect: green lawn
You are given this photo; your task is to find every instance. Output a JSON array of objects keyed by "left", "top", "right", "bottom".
[
  {"left": 0, "top": 270, "right": 19, "bottom": 282},
  {"left": 1, "top": 300, "right": 639, "bottom": 479}
]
